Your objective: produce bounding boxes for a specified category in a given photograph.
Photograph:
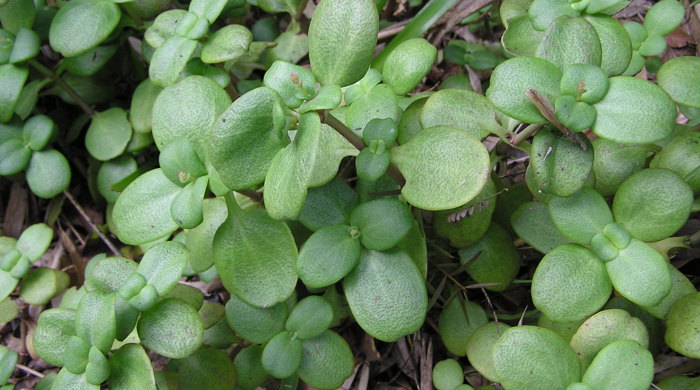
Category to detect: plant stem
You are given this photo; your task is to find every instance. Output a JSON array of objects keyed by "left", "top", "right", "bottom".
[
  {"left": 63, "top": 190, "right": 121, "bottom": 257},
  {"left": 319, "top": 110, "right": 406, "bottom": 187},
  {"left": 28, "top": 59, "right": 95, "bottom": 116},
  {"left": 16, "top": 364, "right": 44, "bottom": 378},
  {"left": 526, "top": 89, "right": 587, "bottom": 150},
  {"left": 510, "top": 123, "right": 543, "bottom": 146}
]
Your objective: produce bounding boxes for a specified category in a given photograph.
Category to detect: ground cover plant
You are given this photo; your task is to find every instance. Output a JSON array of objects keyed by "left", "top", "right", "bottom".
[{"left": 0, "top": 0, "right": 699, "bottom": 389}]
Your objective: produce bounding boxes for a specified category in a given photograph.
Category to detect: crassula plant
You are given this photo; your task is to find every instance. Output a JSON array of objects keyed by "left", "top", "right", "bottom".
[{"left": 0, "top": 0, "right": 699, "bottom": 389}]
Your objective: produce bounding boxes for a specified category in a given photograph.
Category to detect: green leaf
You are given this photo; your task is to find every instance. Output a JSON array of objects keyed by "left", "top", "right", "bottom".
[
  {"left": 213, "top": 197, "right": 298, "bottom": 308},
  {"left": 532, "top": 244, "right": 611, "bottom": 322},
  {"left": 296, "top": 224, "right": 360, "bottom": 289},
  {"left": 438, "top": 297, "right": 488, "bottom": 357},
  {"left": 0, "top": 0, "right": 35, "bottom": 34},
  {"left": 350, "top": 198, "right": 413, "bottom": 251},
  {"left": 643, "top": 264, "right": 696, "bottom": 319},
  {"left": 26, "top": 149, "right": 71, "bottom": 199},
  {"left": 536, "top": 16, "right": 602, "bottom": 70},
  {"left": 355, "top": 148, "right": 390, "bottom": 182},
  {"left": 159, "top": 138, "right": 207, "bottom": 186},
  {"left": 612, "top": 169, "right": 693, "bottom": 242},
  {"left": 390, "top": 126, "right": 490, "bottom": 210},
  {"left": 177, "top": 347, "right": 236, "bottom": 390},
  {"left": 493, "top": 326, "right": 581, "bottom": 390},
  {"left": 170, "top": 176, "right": 208, "bottom": 228},
  {"left": 657, "top": 56, "right": 700, "bottom": 109},
  {"left": 201, "top": 24, "right": 252, "bottom": 64},
  {"left": 134, "top": 241, "right": 189, "bottom": 298},
  {"left": 299, "top": 84, "right": 342, "bottom": 114},
  {"left": 308, "top": 123, "right": 358, "bottom": 187},
  {"left": 528, "top": 0, "right": 579, "bottom": 31},
  {"left": 511, "top": 202, "right": 572, "bottom": 253},
  {"left": 108, "top": 344, "right": 156, "bottom": 390},
  {"left": 52, "top": 368, "right": 99, "bottom": 390},
  {"left": 298, "top": 177, "right": 359, "bottom": 231},
  {"left": 76, "top": 290, "right": 116, "bottom": 353},
  {"left": 297, "top": 330, "right": 354, "bottom": 390},
  {"left": 665, "top": 292, "right": 700, "bottom": 358},
  {"left": 433, "top": 178, "right": 497, "bottom": 248},
  {"left": 225, "top": 292, "right": 288, "bottom": 344},
  {"left": 582, "top": 340, "right": 653, "bottom": 390},
  {"left": 548, "top": 187, "right": 613, "bottom": 245},
  {"left": 432, "top": 359, "right": 463, "bottom": 390},
  {"left": 459, "top": 223, "right": 521, "bottom": 292},
  {"left": 138, "top": 298, "right": 203, "bottom": 358},
  {"left": 62, "top": 44, "right": 118, "bottom": 77},
  {"left": 0, "top": 297, "right": 17, "bottom": 323},
  {"left": 584, "top": 0, "right": 630, "bottom": 15},
  {"left": 144, "top": 9, "right": 188, "bottom": 49},
  {"left": 0, "top": 64, "right": 29, "bottom": 122},
  {"left": 502, "top": 15, "right": 545, "bottom": 57},
  {"left": 9, "top": 28, "right": 39, "bottom": 64},
  {"left": 560, "top": 63, "right": 609, "bottom": 104},
  {"left": 263, "top": 61, "right": 316, "bottom": 109},
  {"left": 34, "top": 308, "right": 76, "bottom": 366},
  {"left": 185, "top": 198, "right": 228, "bottom": 272},
  {"left": 188, "top": 0, "right": 226, "bottom": 22},
  {"left": 85, "top": 108, "right": 133, "bottom": 161},
  {"left": 0, "top": 345, "right": 17, "bottom": 384},
  {"left": 264, "top": 112, "right": 321, "bottom": 221},
  {"left": 234, "top": 346, "right": 268, "bottom": 390},
  {"left": 343, "top": 249, "right": 427, "bottom": 342},
  {"left": 48, "top": 0, "right": 121, "bottom": 57},
  {"left": 96, "top": 155, "right": 138, "bottom": 204},
  {"left": 285, "top": 295, "right": 333, "bottom": 340},
  {"left": 148, "top": 36, "right": 197, "bottom": 87},
  {"left": 258, "top": 0, "right": 299, "bottom": 14},
  {"left": 530, "top": 128, "right": 593, "bottom": 197},
  {"left": 0, "top": 138, "right": 31, "bottom": 175},
  {"left": 261, "top": 331, "right": 302, "bottom": 379},
  {"left": 486, "top": 56, "right": 562, "bottom": 123},
  {"left": 382, "top": 38, "right": 437, "bottom": 95},
  {"left": 420, "top": 89, "right": 502, "bottom": 139},
  {"left": 84, "top": 256, "right": 137, "bottom": 294},
  {"left": 14, "top": 79, "right": 51, "bottom": 120},
  {"left": 23, "top": 114, "right": 56, "bottom": 151},
  {"left": 605, "top": 239, "right": 672, "bottom": 307},
  {"left": 20, "top": 268, "right": 69, "bottom": 306},
  {"left": 592, "top": 77, "right": 676, "bottom": 144},
  {"left": 585, "top": 15, "right": 632, "bottom": 76},
  {"left": 650, "top": 131, "right": 700, "bottom": 193},
  {"left": 308, "top": 0, "right": 378, "bottom": 86},
  {"left": 346, "top": 84, "right": 401, "bottom": 136},
  {"left": 112, "top": 169, "right": 181, "bottom": 245},
  {"left": 465, "top": 322, "right": 511, "bottom": 382},
  {"left": 129, "top": 79, "right": 161, "bottom": 134},
  {"left": 643, "top": 0, "right": 684, "bottom": 37},
  {"left": 263, "top": 32, "right": 308, "bottom": 66},
  {"left": 209, "top": 87, "right": 287, "bottom": 190},
  {"left": 569, "top": 309, "right": 648, "bottom": 370},
  {"left": 591, "top": 137, "right": 652, "bottom": 196}
]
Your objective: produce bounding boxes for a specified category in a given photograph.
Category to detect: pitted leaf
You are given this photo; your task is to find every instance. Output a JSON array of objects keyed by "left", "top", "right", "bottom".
[
  {"left": 26, "top": 149, "right": 71, "bottom": 199},
  {"left": 138, "top": 298, "right": 203, "bottom": 358},
  {"left": 148, "top": 36, "right": 198, "bottom": 87},
  {"left": 582, "top": 340, "right": 653, "bottom": 390},
  {"left": 48, "top": 0, "right": 120, "bottom": 57},
  {"left": 112, "top": 169, "right": 181, "bottom": 245},
  {"left": 530, "top": 128, "right": 593, "bottom": 197},
  {"left": 420, "top": 89, "right": 502, "bottom": 139},
  {"left": 536, "top": 16, "right": 602, "bottom": 70},
  {"left": 390, "top": 126, "right": 490, "bottom": 211},
  {"left": 548, "top": 187, "right": 613, "bottom": 245},
  {"left": 85, "top": 108, "right": 133, "bottom": 161},
  {"left": 108, "top": 344, "right": 156, "bottom": 390},
  {"left": 209, "top": 87, "right": 288, "bottom": 190},
  {"left": 296, "top": 224, "right": 361, "bottom": 289},
  {"left": 201, "top": 24, "right": 252, "bottom": 64},
  {"left": 213, "top": 197, "right": 298, "bottom": 308}
]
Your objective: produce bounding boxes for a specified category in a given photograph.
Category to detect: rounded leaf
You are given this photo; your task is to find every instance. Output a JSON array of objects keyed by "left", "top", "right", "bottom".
[
  {"left": 644, "top": 264, "right": 696, "bottom": 319},
  {"left": 606, "top": 239, "right": 672, "bottom": 307},
  {"left": 432, "top": 359, "right": 463, "bottom": 390},
  {"left": 0, "top": 138, "right": 31, "bottom": 175},
  {"left": 583, "top": 15, "right": 631, "bottom": 77},
  {"left": 650, "top": 131, "right": 700, "bottom": 193},
  {"left": 382, "top": 38, "right": 437, "bottom": 95},
  {"left": 658, "top": 56, "right": 700, "bottom": 109},
  {"left": 511, "top": 202, "right": 572, "bottom": 254},
  {"left": 612, "top": 169, "right": 693, "bottom": 242},
  {"left": 96, "top": 155, "right": 138, "bottom": 204},
  {"left": 286, "top": 296, "right": 333, "bottom": 340},
  {"left": 592, "top": 77, "right": 676, "bottom": 144},
  {"left": 343, "top": 249, "right": 427, "bottom": 342},
  {"left": 85, "top": 108, "right": 133, "bottom": 161},
  {"left": 438, "top": 298, "right": 488, "bottom": 357},
  {"left": 178, "top": 346, "right": 236, "bottom": 390},
  {"left": 297, "top": 330, "right": 354, "bottom": 390},
  {"left": 261, "top": 331, "right": 302, "bottom": 379},
  {"left": 492, "top": 326, "right": 581, "bottom": 390},
  {"left": 201, "top": 24, "right": 252, "bottom": 64},
  {"left": 49, "top": 0, "right": 120, "bottom": 57},
  {"left": 591, "top": 138, "right": 652, "bottom": 196},
  {"left": 33, "top": 308, "right": 76, "bottom": 366},
  {"left": 137, "top": 298, "right": 203, "bottom": 359},
  {"left": 349, "top": 198, "right": 413, "bottom": 251},
  {"left": 486, "top": 56, "right": 562, "bottom": 123},
  {"left": 224, "top": 291, "right": 287, "bottom": 344},
  {"left": 297, "top": 224, "right": 360, "bottom": 288},
  {"left": 665, "top": 292, "right": 700, "bottom": 358},
  {"left": 308, "top": 0, "right": 378, "bottom": 86},
  {"left": 108, "top": 344, "right": 156, "bottom": 390},
  {"left": 112, "top": 169, "right": 181, "bottom": 245},
  {"left": 466, "top": 322, "right": 511, "bottom": 382},
  {"left": 581, "top": 340, "right": 653, "bottom": 390},
  {"left": 458, "top": 223, "right": 521, "bottom": 292},
  {"left": 420, "top": 89, "right": 501, "bottom": 140},
  {"left": 532, "top": 244, "right": 611, "bottom": 322},
  {"left": 531, "top": 128, "right": 593, "bottom": 197},
  {"left": 20, "top": 268, "right": 70, "bottom": 306},
  {"left": 26, "top": 149, "right": 71, "bottom": 198},
  {"left": 390, "top": 126, "right": 490, "bottom": 211},
  {"left": 548, "top": 187, "right": 613, "bottom": 246},
  {"left": 536, "top": 16, "right": 602, "bottom": 70}
]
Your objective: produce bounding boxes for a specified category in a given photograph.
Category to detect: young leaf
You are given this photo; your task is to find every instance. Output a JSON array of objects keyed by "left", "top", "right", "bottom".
[
  {"left": 343, "top": 249, "right": 427, "bottom": 342},
  {"left": 85, "top": 108, "right": 133, "bottom": 161},
  {"left": 48, "top": 0, "right": 120, "bottom": 57},
  {"left": 382, "top": 38, "right": 437, "bottom": 95},
  {"left": 530, "top": 128, "right": 593, "bottom": 197},
  {"left": 209, "top": 87, "right": 287, "bottom": 190},
  {"left": 213, "top": 198, "right": 298, "bottom": 308},
  {"left": 201, "top": 24, "right": 252, "bottom": 64},
  {"left": 112, "top": 169, "right": 181, "bottom": 245},
  {"left": 390, "top": 126, "right": 490, "bottom": 211},
  {"left": 185, "top": 198, "right": 228, "bottom": 272},
  {"left": 308, "top": 0, "right": 378, "bottom": 86},
  {"left": 26, "top": 149, "right": 71, "bottom": 199},
  {"left": 350, "top": 198, "right": 413, "bottom": 251},
  {"left": 170, "top": 176, "right": 208, "bottom": 229},
  {"left": 137, "top": 298, "right": 203, "bottom": 359}
]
